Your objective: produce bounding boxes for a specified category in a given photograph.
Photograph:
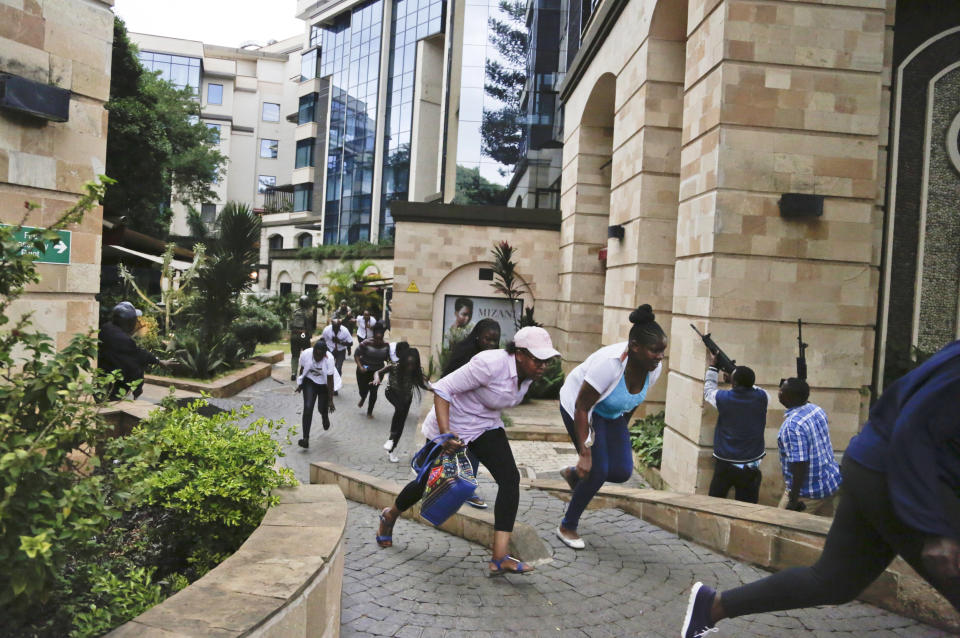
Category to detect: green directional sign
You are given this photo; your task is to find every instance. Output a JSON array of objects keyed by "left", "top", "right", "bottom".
[{"left": 4, "top": 225, "right": 72, "bottom": 264}]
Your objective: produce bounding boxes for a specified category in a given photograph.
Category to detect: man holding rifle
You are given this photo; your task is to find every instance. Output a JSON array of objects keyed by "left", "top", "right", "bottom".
[{"left": 694, "top": 325, "right": 768, "bottom": 504}]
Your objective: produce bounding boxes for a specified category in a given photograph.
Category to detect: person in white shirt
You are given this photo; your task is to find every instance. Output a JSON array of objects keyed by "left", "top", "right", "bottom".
[
  {"left": 555, "top": 304, "right": 667, "bottom": 549},
  {"left": 295, "top": 341, "right": 341, "bottom": 448},
  {"left": 356, "top": 309, "right": 375, "bottom": 344},
  {"left": 321, "top": 317, "right": 353, "bottom": 375}
]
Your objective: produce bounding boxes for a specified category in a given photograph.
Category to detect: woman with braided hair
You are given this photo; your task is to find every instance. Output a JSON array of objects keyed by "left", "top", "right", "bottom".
[{"left": 554, "top": 304, "right": 667, "bottom": 549}]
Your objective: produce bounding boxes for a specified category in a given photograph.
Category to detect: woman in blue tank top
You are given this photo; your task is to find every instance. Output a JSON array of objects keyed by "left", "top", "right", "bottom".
[{"left": 555, "top": 305, "right": 667, "bottom": 549}]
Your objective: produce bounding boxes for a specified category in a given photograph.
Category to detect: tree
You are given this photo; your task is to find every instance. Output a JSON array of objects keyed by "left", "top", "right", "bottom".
[
  {"left": 480, "top": 0, "right": 528, "bottom": 172},
  {"left": 104, "top": 18, "right": 225, "bottom": 237},
  {"left": 324, "top": 260, "right": 383, "bottom": 316},
  {"left": 453, "top": 165, "right": 507, "bottom": 206}
]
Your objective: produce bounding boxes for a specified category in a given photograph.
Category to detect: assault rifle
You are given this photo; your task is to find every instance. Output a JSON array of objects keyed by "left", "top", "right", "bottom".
[
  {"left": 690, "top": 324, "right": 737, "bottom": 375},
  {"left": 796, "top": 318, "right": 808, "bottom": 381}
]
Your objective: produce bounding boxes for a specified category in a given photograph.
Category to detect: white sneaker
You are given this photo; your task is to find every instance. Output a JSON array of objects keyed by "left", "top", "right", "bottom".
[
  {"left": 389, "top": 451, "right": 399, "bottom": 463},
  {"left": 382, "top": 439, "right": 393, "bottom": 451}
]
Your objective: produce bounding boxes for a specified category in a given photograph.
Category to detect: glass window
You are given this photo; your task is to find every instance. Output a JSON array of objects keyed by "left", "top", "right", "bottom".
[
  {"left": 138, "top": 50, "right": 201, "bottom": 94},
  {"left": 279, "top": 282, "right": 292, "bottom": 295},
  {"left": 298, "top": 93, "right": 318, "bottom": 125},
  {"left": 262, "top": 102, "right": 280, "bottom": 122},
  {"left": 293, "top": 184, "right": 313, "bottom": 212},
  {"left": 260, "top": 139, "right": 278, "bottom": 158},
  {"left": 206, "top": 123, "right": 221, "bottom": 144},
  {"left": 258, "top": 175, "right": 276, "bottom": 193},
  {"left": 269, "top": 235, "right": 284, "bottom": 250},
  {"left": 200, "top": 203, "right": 217, "bottom": 223},
  {"left": 207, "top": 83, "right": 222, "bottom": 104},
  {"left": 296, "top": 138, "right": 315, "bottom": 168},
  {"left": 310, "top": 24, "right": 321, "bottom": 48},
  {"left": 297, "top": 233, "right": 313, "bottom": 248},
  {"left": 300, "top": 49, "right": 318, "bottom": 82}
]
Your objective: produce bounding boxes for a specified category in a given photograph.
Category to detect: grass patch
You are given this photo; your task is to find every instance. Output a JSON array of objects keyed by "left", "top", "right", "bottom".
[
  {"left": 254, "top": 340, "right": 287, "bottom": 355},
  {"left": 149, "top": 365, "right": 244, "bottom": 384}
]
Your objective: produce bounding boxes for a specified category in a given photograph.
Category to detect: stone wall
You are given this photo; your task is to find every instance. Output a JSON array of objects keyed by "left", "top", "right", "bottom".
[
  {"left": 1, "top": 0, "right": 115, "bottom": 349},
  {"left": 389, "top": 203, "right": 561, "bottom": 361},
  {"left": 556, "top": 0, "right": 891, "bottom": 502}
]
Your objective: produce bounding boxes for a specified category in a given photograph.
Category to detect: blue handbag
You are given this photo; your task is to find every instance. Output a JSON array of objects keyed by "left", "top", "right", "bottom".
[{"left": 412, "top": 433, "right": 478, "bottom": 526}]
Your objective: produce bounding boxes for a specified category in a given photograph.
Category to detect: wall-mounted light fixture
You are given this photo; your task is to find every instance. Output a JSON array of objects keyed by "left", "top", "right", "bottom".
[
  {"left": 778, "top": 193, "right": 823, "bottom": 219},
  {"left": 0, "top": 73, "right": 70, "bottom": 122},
  {"left": 607, "top": 224, "right": 625, "bottom": 240}
]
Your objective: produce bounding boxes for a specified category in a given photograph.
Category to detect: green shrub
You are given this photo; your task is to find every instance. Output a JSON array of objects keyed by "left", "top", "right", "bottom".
[
  {"left": 67, "top": 565, "right": 165, "bottom": 638},
  {"left": 107, "top": 397, "right": 296, "bottom": 573},
  {"left": 629, "top": 411, "right": 666, "bottom": 469},
  {"left": 232, "top": 302, "right": 283, "bottom": 356}
]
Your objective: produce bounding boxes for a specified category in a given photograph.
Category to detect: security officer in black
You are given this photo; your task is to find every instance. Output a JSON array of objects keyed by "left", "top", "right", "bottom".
[
  {"left": 289, "top": 295, "right": 314, "bottom": 381},
  {"left": 98, "top": 301, "right": 173, "bottom": 399}
]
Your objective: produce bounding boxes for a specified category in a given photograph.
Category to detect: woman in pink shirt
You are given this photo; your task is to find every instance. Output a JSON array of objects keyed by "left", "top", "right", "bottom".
[{"left": 376, "top": 326, "right": 560, "bottom": 575}]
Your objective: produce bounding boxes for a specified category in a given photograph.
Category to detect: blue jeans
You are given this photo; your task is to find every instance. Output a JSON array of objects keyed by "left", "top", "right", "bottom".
[{"left": 560, "top": 407, "right": 634, "bottom": 531}]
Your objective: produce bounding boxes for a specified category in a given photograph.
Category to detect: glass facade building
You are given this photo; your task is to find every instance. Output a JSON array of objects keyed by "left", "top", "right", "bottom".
[{"left": 322, "top": 0, "right": 383, "bottom": 245}]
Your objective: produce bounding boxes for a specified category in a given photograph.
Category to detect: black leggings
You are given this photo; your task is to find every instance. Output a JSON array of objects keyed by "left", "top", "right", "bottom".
[
  {"left": 722, "top": 455, "right": 960, "bottom": 618},
  {"left": 384, "top": 387, "right": 413, "bottom": 449},
  {"left": 395, "top": 428, "right": 520, "bottom": 532},
  {"left": 709, "top": 459, "right": 762, "bottom": 504},
  {"left": 356, "top": 367, "right": 378, "bottom": 414},
  {"left": 301, "top": 378, "right": 330, "bottom": 439}
]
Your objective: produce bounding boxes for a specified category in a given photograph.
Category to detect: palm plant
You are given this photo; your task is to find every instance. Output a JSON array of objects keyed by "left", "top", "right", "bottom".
[
  {"left": 490, "top": 240, "right": 527, "bottom": 330},
  {"left": 324, "top": 259, "right": 383, "bottom": 314}
]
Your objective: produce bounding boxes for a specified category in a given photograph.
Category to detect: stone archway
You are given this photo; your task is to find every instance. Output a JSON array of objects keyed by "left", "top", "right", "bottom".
[{"left": 556, "top": 72, "right": 616, "bottom": 367}]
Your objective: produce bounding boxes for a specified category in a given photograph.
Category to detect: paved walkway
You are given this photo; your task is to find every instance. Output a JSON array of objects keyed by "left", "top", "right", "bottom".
[{"left": 198, "top": 358, "right": 951, "bottom": 638}]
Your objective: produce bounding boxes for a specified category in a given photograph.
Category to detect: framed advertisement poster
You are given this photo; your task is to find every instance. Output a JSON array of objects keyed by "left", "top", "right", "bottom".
[{"left": 442, "top": 295, "right": 522, "bottom": 347}]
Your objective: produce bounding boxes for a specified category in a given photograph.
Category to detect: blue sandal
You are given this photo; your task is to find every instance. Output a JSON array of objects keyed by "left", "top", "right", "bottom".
[
  {"left": 488, "top": 555, "right": 534, "bottom": 576},
  {"left": 376, "top": 508, "right": 394, "bottom": 548}
]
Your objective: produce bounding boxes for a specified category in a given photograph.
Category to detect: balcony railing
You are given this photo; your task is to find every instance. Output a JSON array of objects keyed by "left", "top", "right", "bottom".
[{"left": 262, "top": 185, "right": 295, "bottom": 214}]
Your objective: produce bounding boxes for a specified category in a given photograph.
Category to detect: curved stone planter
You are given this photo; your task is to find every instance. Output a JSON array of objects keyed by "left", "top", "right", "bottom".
[
  {"left": 106, "top": 484, "right": 347, "bottom": 638},
  {"left": 144, "top": 361, "right": 273, "bottom": 398}
]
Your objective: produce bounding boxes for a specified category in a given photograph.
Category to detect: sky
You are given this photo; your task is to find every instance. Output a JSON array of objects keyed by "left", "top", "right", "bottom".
[{"left": 112, "top": 0, "right": 304, "bottom": 49}]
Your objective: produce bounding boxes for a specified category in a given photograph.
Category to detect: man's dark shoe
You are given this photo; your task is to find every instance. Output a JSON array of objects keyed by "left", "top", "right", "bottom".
[
  {"left": 297, "top": 438, "right": 309, "bottom": 449},
  {"left": 560, "top": 466, "right": 579, "bottom": 490},
  {"left": 681, "top": 582, "right": 718, "bottom": 638}
]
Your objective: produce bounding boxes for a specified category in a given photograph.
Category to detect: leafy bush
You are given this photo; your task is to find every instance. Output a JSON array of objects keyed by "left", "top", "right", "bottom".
[
  {"left": 247, "top": 292, "right": 298, "bottom": 330},
  {"left": 133, "top": 314, "right": 166, "bottom": 354},
  {"left": 232, "top": 302, "right": 283, "bottom": 356},
  {"left": 525, "top": 357, "right": 565, "bottom": 400},
  {"left": 67, "top": 565, "right": 165, "bottom": 638},
  {"left": 629, "top": 411, "right": 666, "bottom": 469},
  {"left": 107, "top": 397, "right": 296, "bottom": 571},
  {"left": 0, "top": 180, "right": 118, "bottom": 622}
]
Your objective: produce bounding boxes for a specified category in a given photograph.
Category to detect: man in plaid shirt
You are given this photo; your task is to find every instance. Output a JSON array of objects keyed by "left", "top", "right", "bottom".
[{"left": 776, "top": 378, "right": 841, "bottom": 516}]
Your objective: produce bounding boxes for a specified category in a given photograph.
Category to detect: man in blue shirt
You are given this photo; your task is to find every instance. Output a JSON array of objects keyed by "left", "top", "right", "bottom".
[
  {"left": 703, "top": 353, "right": 768, "bottom": 504},
  {"left": 776, "top": 378, "right": 841, "bottom": 516},
  {"left": 681, "top": 340, "right": 960, "bottom": 638}
]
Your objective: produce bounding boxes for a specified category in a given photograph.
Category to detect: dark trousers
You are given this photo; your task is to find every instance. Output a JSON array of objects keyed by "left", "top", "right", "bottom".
[
  {"left": 396, "top": 428, "right": 520, "bottom": 532},
  {"left": 723, "top": 455, "right": 960, "bottom": 617},
  {"left": 560, "top": 407, "right": 634, "bottom": 530},
  {"left": 356, "top": 367, "right": 378, "bottom": 414},
  {"left": 332, "top": 348, "right": 346, "bottom": 375},
  {"left": 290, "top": 333, "right": 311, "bottom": 375},
  {"left": 384, "top": 387, "right": 412, "bottom": 449},
  {"left": 301, "top": 378, "right": 330, "bottom": 439},
  {"left": 709, "top": 458, "right": 762, "bottom": 504}
]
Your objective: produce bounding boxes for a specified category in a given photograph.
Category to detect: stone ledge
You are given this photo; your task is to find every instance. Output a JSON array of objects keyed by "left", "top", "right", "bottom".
[
  {"left": 505, "top": 424, "right": 570, "bottom": 442},
  {"left": 106, "top": 484, "right": 347, "bottom": 638},
  {"left": 310, "top": 461, "right": 553, "bottom": 566},
  {"left": 144, "top": 361, "right": 273, "bottom": 398},
  {"left": 527, "top": 479, "right": 959, "bottom": 633},
  {"left": 252, "top": 350, "right": 285, "bottom": 364}
]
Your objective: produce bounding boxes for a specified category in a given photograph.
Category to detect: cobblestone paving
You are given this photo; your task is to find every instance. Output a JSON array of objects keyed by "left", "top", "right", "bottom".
[{"left": 207, "top": 360, "right": 950, "bottom": 638}]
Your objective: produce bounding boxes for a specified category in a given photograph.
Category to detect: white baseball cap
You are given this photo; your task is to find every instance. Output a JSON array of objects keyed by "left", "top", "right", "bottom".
[{"left": 513, "top": 326, "right": 560, "bottom": 360}]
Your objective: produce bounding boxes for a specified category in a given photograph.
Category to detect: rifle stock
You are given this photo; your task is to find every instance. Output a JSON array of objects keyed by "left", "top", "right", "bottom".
[
  {"left": 690, "top": 324, "right": 737, "bottom": 375},
  {"left": 796, "top": 318, "right": 808, "bottom": 381}
]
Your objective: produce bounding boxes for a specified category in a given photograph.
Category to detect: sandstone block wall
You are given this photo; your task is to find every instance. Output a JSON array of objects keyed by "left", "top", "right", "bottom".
[{"left": 1, "top": 0, "right": 115, "bottom": 348}]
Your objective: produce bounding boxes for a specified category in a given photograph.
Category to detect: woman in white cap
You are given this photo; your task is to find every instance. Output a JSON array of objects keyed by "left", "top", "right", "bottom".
[
  {"left": 375, "top": 326, "right": 560, "bottom": 575},
  {"left": 555, "top": 304, "right": 667, "bottom": 549}
]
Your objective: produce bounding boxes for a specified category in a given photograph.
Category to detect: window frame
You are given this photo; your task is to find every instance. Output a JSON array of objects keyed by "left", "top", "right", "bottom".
[
  {"left": 207, "top": 83, "right": 223, "bottom": 105},
  {"left": 259, "top": 138, "right": 279, "bottom": 159},
  {"left": 262, "top": 102, "right": 281, "bottom": 122},
  {"left": 257, "top": 175, "right": 277, "bottom": 193}
]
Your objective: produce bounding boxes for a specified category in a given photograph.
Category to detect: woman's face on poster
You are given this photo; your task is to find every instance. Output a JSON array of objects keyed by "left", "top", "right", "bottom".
[{"left": 455, "top": 304, "right": 472, "bottom": 327}]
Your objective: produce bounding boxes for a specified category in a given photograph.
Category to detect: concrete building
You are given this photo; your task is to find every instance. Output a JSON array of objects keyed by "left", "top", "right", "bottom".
[
  {"left": 390, "top": 0, "right": 960, "bottom": 505},
  {"left": 128, "top": 33, "right": 305, "bottom": 242},
  {"left": 1, "top": 0, "right": 116, "bottom": 349}
]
